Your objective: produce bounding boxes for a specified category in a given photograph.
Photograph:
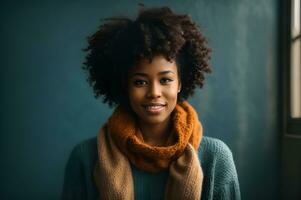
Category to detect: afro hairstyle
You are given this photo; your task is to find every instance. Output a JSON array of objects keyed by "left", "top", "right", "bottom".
[{"left": 82, "top": 6, "right": 212, "bottom": 107}]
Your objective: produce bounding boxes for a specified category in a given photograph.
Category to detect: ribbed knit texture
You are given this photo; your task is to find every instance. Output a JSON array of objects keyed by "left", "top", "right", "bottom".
[
  {"left": 61, "top": 136, "right": 241, "bottom": 200},
  {"left": 107, "top": 101, "right": 202, "bottom": 173},
  {"left": 93, "top": 102, "right": 203, "bottom": 199}
]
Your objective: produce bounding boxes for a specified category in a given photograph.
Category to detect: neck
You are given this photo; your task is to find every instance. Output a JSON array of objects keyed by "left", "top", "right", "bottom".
[{"left": 138, "top": 117, "right": 171, "bottom": 146}]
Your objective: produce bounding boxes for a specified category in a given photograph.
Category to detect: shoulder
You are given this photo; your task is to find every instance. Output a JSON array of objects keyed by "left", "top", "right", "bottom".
[
  {"left": 199, "top": 136, "right": 234, "bottom": 165},
  {"left": 69, "top": 137, "right": 98, "bottom": 165},
  {"left": 63, "top": 137, "right": 98, "bottom": 178},
  {"left": 73, "top": 137, "right": 97, "bottom": 154},
  {"left": 62, "top": 137, "right": 98, "bottom": 179},
  {"left": 61, "top": 137, "right": 98, "bottom": 199},
  {"left": 197, "top": 136, "right": 241, "bottom": 199},
  {"left": 198, "top": 136, "right": 239, "bottom": 187}
]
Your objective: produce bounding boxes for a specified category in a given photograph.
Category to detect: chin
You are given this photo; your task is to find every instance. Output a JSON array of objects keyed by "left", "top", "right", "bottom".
[{"left": 141, "top": 116, "right": 168, "bottom": 125}]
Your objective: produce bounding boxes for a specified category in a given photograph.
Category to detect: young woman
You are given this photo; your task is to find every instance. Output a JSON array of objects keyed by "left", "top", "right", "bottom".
[{"left": 62, "top": 6, "right": 241, "bottom": 200}]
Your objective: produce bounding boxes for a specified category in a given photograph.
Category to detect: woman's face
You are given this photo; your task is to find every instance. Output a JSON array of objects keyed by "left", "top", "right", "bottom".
[{"left": 127, "top": 55, "right": 181, "bottom": 126}]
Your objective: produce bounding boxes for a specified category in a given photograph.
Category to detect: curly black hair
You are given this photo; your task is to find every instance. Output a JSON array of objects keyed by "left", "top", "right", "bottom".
[{"left": 83, "top": 6, "right": 212, "bottom": 107}]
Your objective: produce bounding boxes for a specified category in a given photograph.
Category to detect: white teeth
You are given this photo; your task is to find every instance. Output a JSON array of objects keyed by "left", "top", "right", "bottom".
[
  {"left": 147, "top": 106, "right": 161, "bottom": 108},
  {"left": 145, "top": 105, "right": 164, "bottom": 111}
]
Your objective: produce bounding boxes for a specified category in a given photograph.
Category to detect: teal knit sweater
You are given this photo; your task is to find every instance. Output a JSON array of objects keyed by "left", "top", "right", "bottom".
[{"left": 61, "top": 136, "right": 241, "bottom": 200}]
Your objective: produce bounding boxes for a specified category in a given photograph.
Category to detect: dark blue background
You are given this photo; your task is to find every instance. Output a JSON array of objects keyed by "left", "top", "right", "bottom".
[{"left": 0, "top": 0, "right": 280, "bottom": 199}]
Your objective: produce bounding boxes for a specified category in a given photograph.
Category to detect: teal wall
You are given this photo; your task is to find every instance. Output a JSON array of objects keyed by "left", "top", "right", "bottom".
[{"left": 0, "top": 0, "right": 280, "bottom": 199}]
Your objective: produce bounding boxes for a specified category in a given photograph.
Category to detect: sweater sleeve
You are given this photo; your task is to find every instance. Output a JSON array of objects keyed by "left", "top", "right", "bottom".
[
  {"left": 213, "top": 179, "right": 241, "bottom": 200},
  {"left": 211, "top": 140, "right": 241, "bottom": 200},
  {"left": 61, "top": 144, "right": 87, "bottom": 200},
  {"left": 200, "top": 137, "right": 241, "bottom": 200}
]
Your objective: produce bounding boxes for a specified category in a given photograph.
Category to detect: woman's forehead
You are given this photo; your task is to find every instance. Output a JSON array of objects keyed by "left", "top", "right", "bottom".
[{"left": 131, "top": 55, "right": 177, "bottom": 72}]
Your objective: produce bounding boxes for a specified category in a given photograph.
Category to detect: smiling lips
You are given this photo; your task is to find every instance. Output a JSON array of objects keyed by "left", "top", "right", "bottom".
[{"left": 143, "top": 103, "right": 166, "bottom": 114}]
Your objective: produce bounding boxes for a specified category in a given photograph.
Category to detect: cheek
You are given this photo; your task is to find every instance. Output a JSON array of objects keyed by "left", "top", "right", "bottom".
[
  {"left": 164, "top": 86, "right": 179, "bottom": 101},
  {"left": 128, "top": 88, "right": 145, "bottom": 103}
]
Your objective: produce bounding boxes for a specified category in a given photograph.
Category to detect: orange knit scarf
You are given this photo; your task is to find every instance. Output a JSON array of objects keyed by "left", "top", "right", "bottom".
[
  {"left": 108, "top": 101, "right": 202, "bottom": 172},
  {"left": 94, "top": 101, "right": 203, "bottom": 199}
]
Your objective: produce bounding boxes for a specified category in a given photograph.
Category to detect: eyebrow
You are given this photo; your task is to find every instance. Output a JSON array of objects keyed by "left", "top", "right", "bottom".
[{"left": 131, "top": 70, "right": 176, "bottom": 77}]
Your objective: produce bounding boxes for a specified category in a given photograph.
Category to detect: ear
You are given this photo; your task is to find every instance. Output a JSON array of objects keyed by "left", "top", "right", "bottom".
[{"left": 178, "top": 81, "right": 182, "bottom": 93}]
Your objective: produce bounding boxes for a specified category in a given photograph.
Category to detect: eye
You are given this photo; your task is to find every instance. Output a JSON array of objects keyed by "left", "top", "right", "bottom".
[
  {"left": 160, "top": 78, "right": 173, "bottom": 84},
  {"left": 133, "top": 79, "right": 148, "bottom": 86}
]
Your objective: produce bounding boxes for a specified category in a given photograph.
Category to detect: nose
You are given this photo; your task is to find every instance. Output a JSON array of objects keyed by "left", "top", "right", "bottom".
[{"left": 146, "top": 82, "right": 161, "bottom": 99}]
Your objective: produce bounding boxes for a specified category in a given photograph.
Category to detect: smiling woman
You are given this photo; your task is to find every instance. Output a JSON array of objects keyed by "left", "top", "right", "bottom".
[
  {"left": 61, "top": 6, "right": 241, "bottom": 200},
  {"left": 127, "top": 55, "right": 180, "bottom": 145}
]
